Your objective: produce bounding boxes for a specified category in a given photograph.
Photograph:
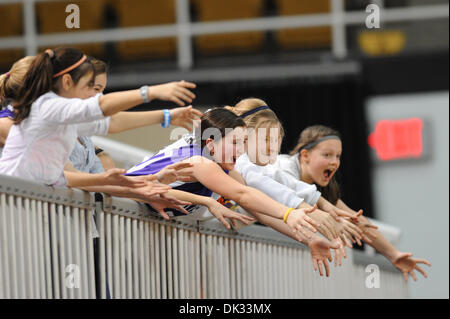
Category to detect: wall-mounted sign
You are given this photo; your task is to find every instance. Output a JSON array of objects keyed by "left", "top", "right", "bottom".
[{"left": 368, "top": 118, "right": 423, "bottom": 161}]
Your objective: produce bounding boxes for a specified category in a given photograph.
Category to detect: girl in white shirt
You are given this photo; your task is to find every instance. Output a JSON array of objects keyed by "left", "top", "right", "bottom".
[
  {"left": 226, "top": 99, "right": 364, "bottom": 274},
  {"left": 0, "top": 47, "right": 196, "bottom": 187},
  {"left": 285, "top": 124, "right": 431, "bottom": 282}
]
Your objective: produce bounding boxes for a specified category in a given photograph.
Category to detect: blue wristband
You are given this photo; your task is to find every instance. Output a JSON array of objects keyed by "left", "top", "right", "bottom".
[{"left": 161, "top": 109, "right": 171, "bottom": 128}]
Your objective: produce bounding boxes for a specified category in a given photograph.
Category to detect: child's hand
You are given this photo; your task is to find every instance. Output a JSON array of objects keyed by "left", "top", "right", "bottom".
[
  {"left": 332, "top": 238, "right": 347, "bottom": 267},
  {"left": 155, "top": 162, "right": 194, "bottom": 184},
  {"left": 102, "top": 168, "right": 149, "bottom": 187},
  {"left": 308, "top": 236, "right": 340, "bottom": 277},
  {"left": 128, "top": 181, "right": 171, "bottom": 201},
  {"left": 286, "top": 205, "right": 321, "bottom": 240},
  {"left": 391, "top": 252, "right": 431, "bottom": 282},
  {"left": 307, "top": 209, "right": 341, "bottom": 241},
  {"left": 148, "top": 80, "right": 196, "bottom": 106},
  {"left": 170, "top": 105, "right": 203, "bottom": 131},
  {"left": 208, "top": 201, "right": 255, "bottom": 230},
  {"left": 146, "top": 194, "right": 190, "bottom": 220},
  {"left": 340, "top": 218, "right": 364, "bottom": 246}
]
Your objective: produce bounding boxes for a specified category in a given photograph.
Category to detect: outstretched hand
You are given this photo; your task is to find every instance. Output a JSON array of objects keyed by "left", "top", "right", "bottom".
[
  {"left": 392, "top": 252, "right": 431, "bottom": 282},
  {"left": 286, "top": 205, "right": 321, "bottom": 240},
  {"left": 155, "top": 162, "right": 194, "bottom": 184},
  {"left": 149, "top": 80, "right": 196, "bottom": 106},
  {"left": 170, "top": 105, "right": 203, "bottom": 131},
  {"left": 208, "top": 202, "right": 255, "bottom": 230},
  {"left": 308, "top": 236, "right": 340, "bottom": 277},
  {"left": 146, "top": 194, "right": 191, "bottom": 220}
]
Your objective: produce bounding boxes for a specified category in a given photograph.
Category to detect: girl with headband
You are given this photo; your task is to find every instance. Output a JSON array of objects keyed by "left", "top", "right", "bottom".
[
  {"left": 125, "top": 108, "right": 322, "bottom": 237},
  {"left": 0, "top": 47, "right": 196, "bottom": 188},
  {"left": 226, "top": 98, "right": 366, "bottom": 275},
  {"left": 277, "top": 125, "right": 431, "bottom": 282},
  {"left": 0, "top": 54, "right": 204, "bottom": 213}
]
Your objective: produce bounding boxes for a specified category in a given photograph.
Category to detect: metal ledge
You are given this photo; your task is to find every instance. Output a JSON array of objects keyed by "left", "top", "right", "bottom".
[{"left": 0, "top": 174, "right": 95, "bottom": 208}]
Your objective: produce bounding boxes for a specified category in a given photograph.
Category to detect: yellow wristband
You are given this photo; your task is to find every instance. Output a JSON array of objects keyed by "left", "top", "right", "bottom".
[{"left": 283, "top": 208, "right": 294, "bottom": 224}]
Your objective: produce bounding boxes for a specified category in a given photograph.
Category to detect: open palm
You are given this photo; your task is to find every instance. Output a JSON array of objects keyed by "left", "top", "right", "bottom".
[
  {"left": 308, "top": 237, "right": 339, "bottom": 277},
  {"left": 392, "top": 252, "right": 431, "bottom": 282}
]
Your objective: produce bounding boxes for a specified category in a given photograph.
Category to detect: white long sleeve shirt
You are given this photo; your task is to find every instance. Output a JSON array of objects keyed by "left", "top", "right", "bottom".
[
  {"left": 271, "top": 153, "right": 302, "bottom": 180},
  {"left": 235, "top": 153, "right": 321, "bottom": 208},
  {"left": 0, "top": 91, "right": 110, "bottom": 186}
]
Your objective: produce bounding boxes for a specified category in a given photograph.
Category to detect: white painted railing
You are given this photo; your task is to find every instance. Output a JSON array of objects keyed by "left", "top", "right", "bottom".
[
  {"left": 0, "top": 0, "right": 448, "bottom": 69},
  {"left": 0, "top": 173, "right": 408, "bottom": 299}
]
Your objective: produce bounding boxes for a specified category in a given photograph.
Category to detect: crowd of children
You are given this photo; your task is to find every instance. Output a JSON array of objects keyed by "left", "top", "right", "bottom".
[{"left": 0, "top": 47, "right": 430, "bottom": 284}]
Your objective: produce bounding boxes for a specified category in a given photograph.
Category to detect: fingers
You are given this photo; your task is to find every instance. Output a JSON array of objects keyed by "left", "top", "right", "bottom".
[
  {"left": 179, "top": 80, "right": 196, "bottom": 89},
  {"left": 219, "top": 216, "right": 231, "bottom": 230},
  {"left": 300, "top": 219, "right": 318, "bottom": 233},
  {"left": 304, "top": 215, "right": 321, "bottom": 230},
  {"left": 153, "top": 206, "right": 170, "bottom": 220},
  {"left": 297, "top": 227, "right": 313, "bottom": 240},
  {"left": 414, "top": 258, "right": 431, "bottom": 266},
  {"left": 170, "top": 96, "right": 185, "bottom": 107},
  {"left": 328, "top": 209, "right": 341, "bottom": 222},
  {"left": 324, "top": 260, "right": 330, "bottom": 277},
  {"left": 414, "top": 265, "right": 428, "bottom": 278},
  {"left": 174, "top": 88, "right": 195, "bottom": 104},
  {"left": 304, "top": 204, "right": 317, "bottom": 214},
  {"left": 402, "top": 271, "right": 409, "bottom": 283},
  {"left": 317, "top": 224, "right": 335, "bottom": 242},
  {"left": 410, "top": 271, "right": 417, "bottom": 282},
  {"left": 312, "top": 258, "right": 318, "bottom": 272},
  {"left": 317, "top": 260, "right": 324, "bottom": 276},
  {"left": 191, "top": 108, "right": 203, "bottom": 118}
]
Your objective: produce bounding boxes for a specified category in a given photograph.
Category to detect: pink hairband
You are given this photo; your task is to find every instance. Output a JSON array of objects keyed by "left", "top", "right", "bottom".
[
  {"left": 4, "top": 72, "right": 10, "bottom": 78},
  {"left": 53, "top": 54, "right": 87, "bottom": 78}
]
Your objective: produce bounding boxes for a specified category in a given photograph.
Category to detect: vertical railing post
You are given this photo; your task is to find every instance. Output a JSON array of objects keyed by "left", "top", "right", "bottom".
[
  {"left": 23, "top": 0, "right": 38, "bottom": 56},
  {"left": 331, "top": 0, "right": 347, "bottom": 59},
  {"left": 176, "top": 0, "right": 193, "bottom": 70}
]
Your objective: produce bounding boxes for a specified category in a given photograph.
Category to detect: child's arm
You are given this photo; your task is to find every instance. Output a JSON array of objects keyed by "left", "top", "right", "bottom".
[
  {"left": 40, "top": 81, "right": 196, "bottom": 124},
  {"left": 65, "top": 168, "right": 152, "bottom": 188},
  {"left": 165, "top": 189, "right": 254, "bottom": 230},
  {"left": 108, "top": 105, "right": 202, "bottom": 134},
  {"left": 98, "top": 81, "right": 196, "bottom": 116},
  {"left": 337, "top": 199, "right": 431, "bottom": 281},
  {"left": 190, "top": 157, "right": 320, "bottom": 239}
]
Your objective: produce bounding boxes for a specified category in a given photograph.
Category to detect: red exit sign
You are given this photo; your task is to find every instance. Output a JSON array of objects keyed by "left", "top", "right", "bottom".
[{"left": 368, "top": 118, "right": 424, "bottom": 161}]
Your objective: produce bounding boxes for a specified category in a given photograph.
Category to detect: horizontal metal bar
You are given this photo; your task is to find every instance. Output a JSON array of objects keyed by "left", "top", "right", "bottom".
[
  {"left": 106, "top": 61, "right": 360, "bottom": 88},
  {"left": 0, "top": 4, "right": 447, "bottom": 50},
  {"left": 0, "top": 174, "right": 95, "bottom": 208}
]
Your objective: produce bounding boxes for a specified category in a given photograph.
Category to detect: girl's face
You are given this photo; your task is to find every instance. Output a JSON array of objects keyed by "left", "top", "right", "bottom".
[
  {"left": 301, "top": 139, "right": 342, "bottom": 187},
  {"left": 209, "top": 126, "right": 247, "bottom": 171},
  {"left": 93, "top": 73, "right": 107, "bottom": 94},
  {"left": 247, "top": 124, "right": 282, "bottom": 166},
  {"left": 59, "top": 71, "right": 96, "bottom": 99}
]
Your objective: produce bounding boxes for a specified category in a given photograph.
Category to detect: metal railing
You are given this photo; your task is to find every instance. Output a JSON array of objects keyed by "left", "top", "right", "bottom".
[
  {"left": 0, "top": 0, "right": 448, "bottom": 70},
  {"left": 0, "top": 173, "right": 408, "bottom": 299}
]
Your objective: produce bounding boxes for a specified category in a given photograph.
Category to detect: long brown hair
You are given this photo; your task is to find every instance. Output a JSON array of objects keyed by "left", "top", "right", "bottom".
[
  {"left": 13, "top": 47, "right": 94, "bottom": 124},
  {"left": 291, "top": 125, "right": 342, "bottom": 204}
]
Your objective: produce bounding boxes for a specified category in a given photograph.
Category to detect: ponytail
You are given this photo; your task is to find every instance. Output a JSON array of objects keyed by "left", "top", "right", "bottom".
[
  {"left": 13, "top": 47, "right": 93, "bottom": 125},
  {"left": 14, "top": 52, "right": 53, "bottom": 124}
]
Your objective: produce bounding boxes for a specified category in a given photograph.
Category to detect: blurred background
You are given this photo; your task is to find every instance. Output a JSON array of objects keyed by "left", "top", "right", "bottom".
[{"left": 0, "top": 0, "right": 448, "bottom": 298}]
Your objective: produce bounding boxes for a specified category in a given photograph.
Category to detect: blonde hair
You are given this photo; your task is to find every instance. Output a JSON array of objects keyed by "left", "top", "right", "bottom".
[
  {"left": 225, "top": 98, "right": 285, "bottom": 138},
  {"left": 0, "top": 56, "right": 35, "bottom": 106}
]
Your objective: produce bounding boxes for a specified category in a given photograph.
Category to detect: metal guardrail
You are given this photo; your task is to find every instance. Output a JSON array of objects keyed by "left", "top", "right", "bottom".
[
  {"left": 0, "top": 0, "right": 448, "bottom": 69},
  {"left": 0, "top": 173, "right": 408, "bottom": 299}
]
